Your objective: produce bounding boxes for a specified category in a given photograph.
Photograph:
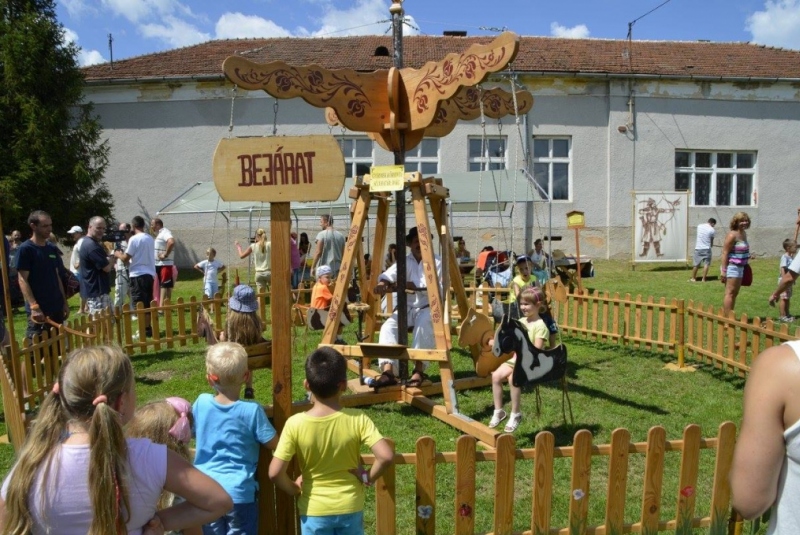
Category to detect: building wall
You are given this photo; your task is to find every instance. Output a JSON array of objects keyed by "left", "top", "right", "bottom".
[{"left": 85, "top": 74, "right": 800, "bottom": 266}]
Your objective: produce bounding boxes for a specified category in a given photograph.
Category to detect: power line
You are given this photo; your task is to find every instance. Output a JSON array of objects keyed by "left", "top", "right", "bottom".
[{"left": 627, "top": 0, "right": 674, "bottom": 39}]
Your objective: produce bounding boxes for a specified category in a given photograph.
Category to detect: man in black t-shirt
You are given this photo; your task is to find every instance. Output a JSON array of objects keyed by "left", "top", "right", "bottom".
[
  {"left": 16, "top": 210, "right": 69, "bottom": 339},
  {"left": 79, "top": 216, "right": 113, "bottom": 316}
]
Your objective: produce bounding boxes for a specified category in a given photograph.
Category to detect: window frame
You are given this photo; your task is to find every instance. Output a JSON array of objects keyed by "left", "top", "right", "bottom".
[
  {"left": 531, "top": 136, "right": 572, "bottom": 202},
  {"left": 468, "top": 136, "right": 508, "bottom": 172},
  {"left": 674, "top": 150, "right": 757, "bottom": 207},
  {"left": 339, "top": 136, "right": 374, "bottom": 178},
  {"left": 404, "top": 138, "right": 440, "bottom": 175}
]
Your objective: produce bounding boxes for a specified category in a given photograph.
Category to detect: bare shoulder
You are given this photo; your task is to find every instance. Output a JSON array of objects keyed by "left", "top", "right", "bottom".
[{"left": 749, "top": 344, "right": 800, "bottom": 421}]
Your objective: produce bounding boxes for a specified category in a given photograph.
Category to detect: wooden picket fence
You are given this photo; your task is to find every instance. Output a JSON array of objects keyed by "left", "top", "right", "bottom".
[{"left": 260, "top": 423, "right": 737, "bottom": 535}]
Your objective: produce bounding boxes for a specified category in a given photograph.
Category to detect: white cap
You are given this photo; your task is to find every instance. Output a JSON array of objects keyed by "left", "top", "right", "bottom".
[{"left": 67, "top": 225, "right": 83, "bottom": 234}]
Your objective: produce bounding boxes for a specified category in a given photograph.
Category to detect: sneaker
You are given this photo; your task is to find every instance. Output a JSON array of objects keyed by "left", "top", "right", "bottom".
[
  {"left": 488, "top": 409, "right": 507, "bottom": 429},
  {"left": 504, "top": 412, "right": 523, "bottom": 433},
  {"left": 781, "top": 316, "right": 795, "bottom": 323},
  {"left": 688, "top": 278, "right": 697, "bottom": 282},
  {"left": 145, "top": 327, "right": 153, "bottom": 337}
]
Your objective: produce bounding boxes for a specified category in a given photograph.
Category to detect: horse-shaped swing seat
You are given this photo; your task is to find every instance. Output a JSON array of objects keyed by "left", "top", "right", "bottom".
[
  {"left": 196, "top": 307, "right": 272, "bottom": 370},
  {"left": 491, "top": 314, "right": 573, "bottom": 424}
]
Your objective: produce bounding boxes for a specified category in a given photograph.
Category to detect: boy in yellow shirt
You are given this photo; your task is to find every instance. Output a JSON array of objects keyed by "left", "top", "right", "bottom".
[{"left": 269, "top": 347, "right": 394, "bottom": 534}]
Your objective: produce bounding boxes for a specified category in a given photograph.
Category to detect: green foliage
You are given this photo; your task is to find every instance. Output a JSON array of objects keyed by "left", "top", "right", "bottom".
[{"left": 0, "top": 0, "right": 112, "bottom": 234}]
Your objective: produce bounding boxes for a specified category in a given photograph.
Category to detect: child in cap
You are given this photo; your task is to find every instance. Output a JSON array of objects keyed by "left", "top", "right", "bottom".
[
  {"left": 311, "top": 265, "right": 347, "bottom": 344},
  {"left": 219, "top": 285, "right": 265, "bottom": 399}
]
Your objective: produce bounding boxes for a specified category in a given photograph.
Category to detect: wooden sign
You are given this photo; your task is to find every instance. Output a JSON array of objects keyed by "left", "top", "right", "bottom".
[
  {"left": 368, "top": 165, "right": 405, "bottom": 192},
  {"left": 212, "top": 135, "right": 345, "bottom": 202},
  {"left": 566, "top": 210, "right": 585, "bottom": 229}
]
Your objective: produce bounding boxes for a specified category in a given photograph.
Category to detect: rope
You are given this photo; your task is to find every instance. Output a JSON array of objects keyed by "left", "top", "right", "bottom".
[
  {"left": 272, "top": 99, "right": 279, "bottom": 136},
  {"left": 228, "top": 85, "right": 237, "bottom": 138},
  {"left": 475, "top": 87, "right": 485, "bottom": 252},
  {"left": 32, "top": 316, "right": 95, "bottom": 338}
]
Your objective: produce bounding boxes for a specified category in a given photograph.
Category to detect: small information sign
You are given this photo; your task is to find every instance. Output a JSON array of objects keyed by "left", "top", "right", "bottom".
[{"left": 368, "top": 165, "right": 405, "bottom": 192}]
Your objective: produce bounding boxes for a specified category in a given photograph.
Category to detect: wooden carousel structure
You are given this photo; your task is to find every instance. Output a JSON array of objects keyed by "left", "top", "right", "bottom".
[{"left": 216, "top": 0, "right": 534, "bottom": 448}]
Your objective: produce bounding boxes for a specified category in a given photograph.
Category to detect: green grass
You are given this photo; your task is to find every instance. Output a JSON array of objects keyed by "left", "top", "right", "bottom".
[{"left": 2, "top": 258, "right": 781, "bottom": 533}]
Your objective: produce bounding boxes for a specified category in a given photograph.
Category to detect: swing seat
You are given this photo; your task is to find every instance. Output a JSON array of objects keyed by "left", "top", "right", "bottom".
[{"left": 293, "top": 304, "right": 352, "bottom": 331}]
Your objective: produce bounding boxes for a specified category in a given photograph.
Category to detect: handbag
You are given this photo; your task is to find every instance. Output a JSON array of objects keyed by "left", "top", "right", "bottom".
[{"left": 742, "top": 264, "right": 753, "bottom": 287}]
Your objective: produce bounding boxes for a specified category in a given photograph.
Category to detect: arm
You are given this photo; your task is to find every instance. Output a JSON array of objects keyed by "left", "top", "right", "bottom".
[
  {"left": 114, "top": 250, "right": 131, "bottom": 263},
  {"left": 312, "top": 239, "right": 323, "bottom": 270},
  {"left": 155, "top": 450, "right": 233, "bottom": 532},
  {"left": 268, "top": 457, "right": 301, "bottom": 496},
  {"left": 17, "top": 270, "right": 45, "bottom": 322},
  {"left": 730, "top": 345, "right": 798, "bottom": 518},
  {"left": 771, "top": 269, "right": 799, "bottom": 306},
  {"left": 194, "top": 263, "right": 204, "bottom": 274},
  {"left": 161, "top": 237, "right": 175, "bottom": 261},
  {"left": 235, "top": 241, "right": 252, "bottom": 259},
  {"left": 366, "top": 438, "right": 394, "bottom": 484},
  {"left": 720, "top": 231, "right": 735, "bottom": 283}
]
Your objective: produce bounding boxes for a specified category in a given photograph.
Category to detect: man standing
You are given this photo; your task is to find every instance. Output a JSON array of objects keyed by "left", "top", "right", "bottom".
[
  {"left": 67, "top": 224, "right": 87, "bottom": 313},
  {"left": 372, "top": 227, "right": 442, "bottom": 388},
  {"left": 79, "top": 217, "right": 114, "bottom": 316},
  {"left": 151, "top": 217, "right": 176, "bottom": 305},
  {"left": 312, "top": 214, "right": 346, "bottom": 279},
  {"left": 16, "top": 210, "right": 69, "bottom": 339},
  {"left": 690, "top": 218, "right": 717, "bottom": 282},
  {"left": 113, "top": 222, "right": 131, "bottom": 314},
  {"left": 116, "top": 216, "right": 155, "bottom": 337}
]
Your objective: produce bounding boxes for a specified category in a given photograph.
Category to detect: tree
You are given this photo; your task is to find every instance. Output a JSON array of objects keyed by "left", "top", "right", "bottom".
[{"left": 0, "top": 0, "right": 112, "bottom": 237}]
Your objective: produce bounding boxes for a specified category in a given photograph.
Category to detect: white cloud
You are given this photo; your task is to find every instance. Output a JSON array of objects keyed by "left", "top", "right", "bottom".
[
  {"left": 747, "top": 0, "right": 800, "bottom": 49},
  {"left": 79, "top": 49, "right": 107, "bottom": 66},
  {"left": 215, "top": 12, "right": 292, "bottom": 39},
  {"left": 312, "top": 0, "right": 406, "bottom": 37},
  {"left": 63, "top": 27, "right": 79, "bottom": 45},
  {"left": 101, "top": 0, "right": 196, "bottom": 24},
  {"left": 139, "top": 15, "right": 210, "bottom": 47},
  {"left": 550, "top": 22, "right": 590, "bottom": 39},
  {"left": 61, "top": 0, "right": 94, "bottom": 18}
]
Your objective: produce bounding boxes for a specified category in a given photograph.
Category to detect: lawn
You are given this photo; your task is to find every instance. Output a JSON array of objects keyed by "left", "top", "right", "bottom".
[{"left": 1, "top": 256, "right": 782, "bottom": 533}]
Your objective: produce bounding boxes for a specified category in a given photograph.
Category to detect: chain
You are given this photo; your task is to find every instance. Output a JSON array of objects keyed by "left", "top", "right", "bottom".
[
  {"left": 228, "top": 85, "right": 238, "bottom": 138},
  {"left": 272, "top": 99, "right": 279, "bottom": 136}
]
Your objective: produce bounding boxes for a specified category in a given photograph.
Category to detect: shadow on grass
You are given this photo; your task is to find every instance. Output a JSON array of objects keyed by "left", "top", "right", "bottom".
[{"left": 532, "top": 422, "right": 603, "bottom": 444}]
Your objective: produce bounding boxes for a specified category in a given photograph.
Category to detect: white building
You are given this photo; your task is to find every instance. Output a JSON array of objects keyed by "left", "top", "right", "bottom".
[{"left": 82, "top": 34, "right": 800, "bottom": 267}]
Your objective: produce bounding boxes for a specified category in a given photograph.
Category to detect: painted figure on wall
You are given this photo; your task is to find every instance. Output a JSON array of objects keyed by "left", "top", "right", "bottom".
[{"left": 638, "top": 197, "right": 680, "bottom": 258}]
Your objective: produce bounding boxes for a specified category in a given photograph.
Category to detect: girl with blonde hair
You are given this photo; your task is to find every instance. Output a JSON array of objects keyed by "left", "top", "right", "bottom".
[
  {"left": 0, "top": 346, "right": 231, "bottom": 535},
  {"left": 219, "top": 284, "right": 266, "bottom": 399},
  {"left": 235, "top": 228, "right": 271, "bottom": 293}
]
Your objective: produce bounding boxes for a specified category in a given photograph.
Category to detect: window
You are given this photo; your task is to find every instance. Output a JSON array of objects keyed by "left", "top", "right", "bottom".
[
  {"left": 532, "top": 136, "right": 571, "bottom": 201},
  {"left": 339, "top": 137, "right": 374, "bottom": 178},
  {"left": 674, "top": 150, "right": 756, "bottom": 206},
  {"left": 404, "top": 138, "right": 439, "bottom": 174},
  {"left": 468, "top": 137, "right": 506, "bottom": 171}
]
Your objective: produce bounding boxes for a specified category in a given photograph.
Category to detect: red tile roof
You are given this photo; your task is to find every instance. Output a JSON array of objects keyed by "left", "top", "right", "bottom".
[{"left": 82, "top": 35, "right": 800, "bottom": 83}]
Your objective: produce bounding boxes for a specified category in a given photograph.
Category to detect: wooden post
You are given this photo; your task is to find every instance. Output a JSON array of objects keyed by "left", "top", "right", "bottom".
[
  {"left": 574, "top": 227, "right": 583, "bottom": 296},
  {"left": 268, "top": 202, "right": 295, "bottom": 535}
]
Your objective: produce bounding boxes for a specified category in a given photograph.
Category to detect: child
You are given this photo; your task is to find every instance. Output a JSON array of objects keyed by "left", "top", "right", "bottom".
[
  {"left": 220, "top": 285, "right": 266, "bottom": 399},
  {"left": 127, "top": 397, "right": 203, "bottom": 535},
  {"left": 488, "top": 287, "right": 549, "bottom": 433},
  {"left": 269, "top": 347, "right": 394, "bottom": 535},
  {"left": 778, "top": 239, "right": 798, "bottom": 322},
  {"left": 0, "top": 346, "right": 231, "bottom": 534},
  {"left": 194, "top": 342, "right": 278, "bottom": 535},
  {"left": 311, "top": 265, "right": 347, "bottom": 344},
  {"left": 508, "top": 255, "right": 538, "bottom": 320},
  {"left": 195, "top": 248, "right": 225, "bottom": 299}
]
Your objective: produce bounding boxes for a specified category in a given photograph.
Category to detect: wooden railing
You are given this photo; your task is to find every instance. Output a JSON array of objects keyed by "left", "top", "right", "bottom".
[{"left": 260, "top": 423, "right": 737, "bottom": 535}]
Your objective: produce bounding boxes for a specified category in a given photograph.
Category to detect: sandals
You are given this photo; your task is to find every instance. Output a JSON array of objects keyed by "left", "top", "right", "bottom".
[
  {"left": 488, "top": 409, "right": 507, "bottom": 429},
  {"left": 504, "top": 412, "right": 523, "bottom": 433},
  {"left": 405, "top": 371, "right": 428, "bottom": 388},
  {"left": 371, "top": 370, "right": 398, "bottom": 389}
]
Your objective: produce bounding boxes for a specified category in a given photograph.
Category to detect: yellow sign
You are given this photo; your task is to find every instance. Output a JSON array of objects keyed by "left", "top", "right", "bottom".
[
  {"left": 368, "top": 165, "right": 405, "bottom": 192},
  {"left": 212, "top": 135, "right": 345, "bottom": 202},
  {"left": 566, "top": 211, "right": 585, "bottom": 229}
]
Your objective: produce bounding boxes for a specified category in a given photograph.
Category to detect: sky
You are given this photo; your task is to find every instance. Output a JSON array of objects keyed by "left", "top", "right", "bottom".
[{"left": 56, "top": 0, "right": 800, "bottom": 67}]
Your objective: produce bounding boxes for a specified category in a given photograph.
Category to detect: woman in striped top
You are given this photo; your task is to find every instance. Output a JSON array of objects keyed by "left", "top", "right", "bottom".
[{"left": 721, "top": 212, "right": 751, "bottom": 315}]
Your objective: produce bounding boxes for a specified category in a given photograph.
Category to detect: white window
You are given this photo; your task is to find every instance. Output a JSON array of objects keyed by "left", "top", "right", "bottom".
[
  {"left": 532, "top": 136, "right": 571, "bottom": 201},
  {"left": 675, "top": 151, "right": 756, "bottom": 206},
  {"left": 339, "top": 137, "right": 374, "bottom": 178},
  {"left": 404, "top": 138, "right": 439, "bottom": 174},
  {"left": 468, "top": 136, "right": 507, "bottom": 171}
]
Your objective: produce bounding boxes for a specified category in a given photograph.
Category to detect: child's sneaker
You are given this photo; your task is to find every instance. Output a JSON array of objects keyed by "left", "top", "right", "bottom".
[
  {"left": 504, "top": 412, "right": 523, "bottom": 433},
  {"left": 781, "top": 316, "right": 796, "bottom": 323},
  {"left": 488, "top": 409, "right": 507, "bottom": 429}
]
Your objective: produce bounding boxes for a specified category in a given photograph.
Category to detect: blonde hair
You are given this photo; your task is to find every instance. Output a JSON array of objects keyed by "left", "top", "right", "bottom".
[
  {"left": 519, "top": 286, "right": 545, "bottom": 306},
  {"left": 3, "top": 346, "right": 134, "bottom": 535},
  {"left": 729, "top": 212, "right": 751, "bottom": 230},
  {"left": 225, "top": 309, "right": 264, "bottom": 347},
  {"left": 126, "top": 400, "right": 193, "bottom": 509},
  {"left": 206, "top": 342, "right": 248, "bottom": 387},
  {"left": 255, "top": 228, "right": 267, "bottom": 254}
]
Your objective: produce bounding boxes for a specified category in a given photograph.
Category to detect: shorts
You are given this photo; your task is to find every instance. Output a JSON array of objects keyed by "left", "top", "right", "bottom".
[
  {"left": 202, "top": 502, "right": 258, "bottom": 535},
  {"left": 693, "top": 248, "right": 712, "bottom": 267},
  {"left": 86, "top": 294, "right": 112, "bottom": 316},
  {"left": 299, "top": 511, "right": 364, "bottom": 535},
  {"left": 204, "top": 281, "right": 219, "bottom": 298},
  {"left": 157, "top": 265, "right": 175, "bottom": 288},
  {"left": 780, "top": 286, "right": 793, "bottom": 300},
  {"left": 725, "top": 264, "right": 745, "bottom": 279},
  {"left": 255, "top": 271, "right": 271, "bottom": 291},
  {"left": 130, "top": 275, "right": 154, "bottom": 307}
]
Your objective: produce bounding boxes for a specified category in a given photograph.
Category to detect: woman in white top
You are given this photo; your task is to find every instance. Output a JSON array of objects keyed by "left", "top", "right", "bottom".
[
  {"left": 731, "top": 340, "right": 800, "bottom": 533},
  {"left": 235, "top": 228, "right": 271, "bottom": 293}
]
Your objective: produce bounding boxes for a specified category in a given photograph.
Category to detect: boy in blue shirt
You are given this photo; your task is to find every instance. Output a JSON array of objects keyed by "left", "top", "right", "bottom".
[{"left": 194, "top": 342, "right": 278, "bottom": 535}]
